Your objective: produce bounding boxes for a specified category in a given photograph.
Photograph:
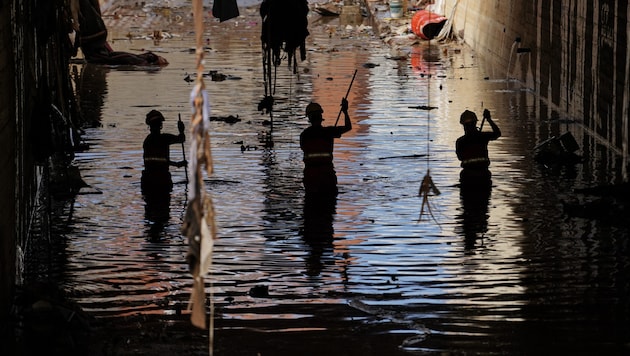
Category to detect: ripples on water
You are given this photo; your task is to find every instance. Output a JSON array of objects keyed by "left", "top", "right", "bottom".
[{"left": 61, "top": 3, "right": 630, "bottom": 354}]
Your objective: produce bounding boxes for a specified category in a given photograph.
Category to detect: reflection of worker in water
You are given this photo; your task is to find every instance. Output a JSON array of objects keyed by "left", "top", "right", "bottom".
[
  {"left": 300, "top": 98, "right": 352, "bottom": 196},
  {"left": 458, "top": 180, "right": 492, "bottom": 249},
  {"left": 74, "top": 0, "right": 168, "bottom": 66},
  {"left": 302, "top": 194, "right": 336, "bottom": 276},
  {"left": 456, "top": 109, "right": 501, "bottom": 248}
]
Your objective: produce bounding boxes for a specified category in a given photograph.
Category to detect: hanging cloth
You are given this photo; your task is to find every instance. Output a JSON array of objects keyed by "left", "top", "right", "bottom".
[
  {"left": 260, "top": 0, "right": 309, "bottom": 69},
  {"left": 212, "top": 0, "right": 240, "bottom": 23}
]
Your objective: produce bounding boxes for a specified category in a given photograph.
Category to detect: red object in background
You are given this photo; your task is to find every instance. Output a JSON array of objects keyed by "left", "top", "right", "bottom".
[{"left": 411, "top": 10, "right": 447, "bottom": 40}]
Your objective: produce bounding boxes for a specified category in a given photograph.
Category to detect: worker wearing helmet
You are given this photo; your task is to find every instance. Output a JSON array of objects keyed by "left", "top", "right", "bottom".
[
  {"left": 141, "top": 110, "right": 186, "bottom": 196},
  {"left": 456, "top": 109, "right": 501, "bottom": 188},
  {"left": 299, "top": 98, "right": 352, "bottom": 196}
]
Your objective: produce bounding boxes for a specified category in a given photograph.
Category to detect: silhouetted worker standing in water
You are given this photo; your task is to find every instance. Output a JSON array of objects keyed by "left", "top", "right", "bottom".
[
  {"left": 300, "top": 98, "right": 352, "bottom": 196},
  {"left": 456, "top": 109, "right": 501, "bottom": 248},
  {"left": 456, "top": 109, "right": 501, "bottom": 188},
  {"left": 142, "top": 110, "right": 186, "bottom": 195},
  {"left": 141, "top": 110, "right": 186, "bottom": 233}
]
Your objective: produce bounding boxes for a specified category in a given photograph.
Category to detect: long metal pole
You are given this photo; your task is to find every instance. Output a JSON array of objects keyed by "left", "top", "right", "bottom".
[
  {"left": 334, "top": 69, "right": 358, "bottom": 126},
  {"left": 178, "top": 113, "right": 189, "bottom": 184}
]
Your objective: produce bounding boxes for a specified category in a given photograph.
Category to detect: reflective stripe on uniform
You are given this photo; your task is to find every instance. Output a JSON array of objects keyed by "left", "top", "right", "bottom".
[
  {"left": 305, "top": 152, "right": 332, "bottom": 159},
  {"left": 462, "top": 157, "right": 489, "bottom": 165},
  {"left": 144, "top": 157, "right": 168, "bottom": 163}
]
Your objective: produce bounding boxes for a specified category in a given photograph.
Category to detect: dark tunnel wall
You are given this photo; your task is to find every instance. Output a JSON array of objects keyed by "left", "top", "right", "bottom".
[
  {"left": 443, "top": 0, "right": 629, "bottom": 180},
  {"left": 0, "top": 0, "right": 78, "bottom": 317}
]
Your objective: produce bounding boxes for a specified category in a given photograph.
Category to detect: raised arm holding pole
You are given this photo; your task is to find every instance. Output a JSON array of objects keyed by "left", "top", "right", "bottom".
[{"left": 334, "top": 69, "right": 358, "bottom": 127}]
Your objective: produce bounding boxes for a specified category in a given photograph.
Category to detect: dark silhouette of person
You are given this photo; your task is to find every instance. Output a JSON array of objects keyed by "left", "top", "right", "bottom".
[
  {"left": 299, "top": 98, "right": 352, "bottom": 197},
  {"left": 455, "top": 109, "right": 501, "bottom": 249},
  {"left": 456, "top": 109, "right": 501, "bottom": 186},
  {"left": 75, "top": 0, "right": 168, "bottom": 66},
  {"left": 141, "top": 110, "right": 186, "bottom": 226}
]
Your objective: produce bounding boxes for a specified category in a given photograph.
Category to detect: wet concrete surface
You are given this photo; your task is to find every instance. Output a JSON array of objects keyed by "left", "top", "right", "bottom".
[{"left": 14, "top": 1, "right": 630, "bottom": 355}]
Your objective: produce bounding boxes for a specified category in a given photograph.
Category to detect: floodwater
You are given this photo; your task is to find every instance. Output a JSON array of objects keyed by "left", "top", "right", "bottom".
[{"left": 60, "top": 2, "right": 629, "bottom": 355}]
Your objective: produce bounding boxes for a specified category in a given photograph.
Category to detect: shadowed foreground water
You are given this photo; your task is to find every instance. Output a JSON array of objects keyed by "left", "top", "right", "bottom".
[{"left": 54, "top": 2, "right": 630, "bottom": 355}]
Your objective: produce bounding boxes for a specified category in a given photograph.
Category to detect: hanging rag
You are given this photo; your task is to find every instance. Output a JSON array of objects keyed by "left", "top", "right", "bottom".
[
  {"left": 260, "top": 0, "right": 309, "bottom": 68},
  {"left": 213, "top": 0, "right": 240, "bottom": 22}
]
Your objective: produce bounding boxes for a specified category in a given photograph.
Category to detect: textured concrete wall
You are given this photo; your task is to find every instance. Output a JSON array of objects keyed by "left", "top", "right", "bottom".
[
  {"left": 1, "top": 0, "right": 78, "bottom": 317},
  {"left": 441, "top": 0, "right": 629, "bottom": 178},
  {"left": 0, "top": 0, "right": 17, "bottom": 317}
]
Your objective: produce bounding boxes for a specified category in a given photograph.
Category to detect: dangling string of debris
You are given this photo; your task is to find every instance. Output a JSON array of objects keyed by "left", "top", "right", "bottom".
[
  {"left": 418, "top": 13, "right": 441, "bottom": 223},
  {"left": 259, "top": 17, "right": 276, "bottom": 136},
  {"left": 258, "top": 0, "right": 310, "bottom": 137},
  {"left": 183, "top": 0, "right": 217, "bottom": 353}
]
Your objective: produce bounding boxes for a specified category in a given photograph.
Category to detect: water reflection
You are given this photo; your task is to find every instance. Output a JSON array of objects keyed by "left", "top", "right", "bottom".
[
  {"left": 457, "top": 170, "right": 492, "bottom": 250},
  {"left": 59, "top": 3, "right": 630, "bottom": 354},
  {"left": 75, "top": 63, "right": 108, "bottom": 127},
  {"left": 301, "top": 194, "right": 336, "bottom": 276},
  {"left": 144, "top": 191, "right": 171, "bottom": 241}
]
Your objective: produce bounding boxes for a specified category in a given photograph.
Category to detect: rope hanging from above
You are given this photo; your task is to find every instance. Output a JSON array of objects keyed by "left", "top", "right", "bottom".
[
  {"left": 418, "top": 14, "right": 441, "bottom": 224},
  {"left": 183, "top": 1, "right": 218, "bottom": 354}
]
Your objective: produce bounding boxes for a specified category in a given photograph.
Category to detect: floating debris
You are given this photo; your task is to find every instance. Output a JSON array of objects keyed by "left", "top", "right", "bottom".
[
  {"left": 208, "top": 70, "right": 227, "bottom": 81},
  {"left": 385, "top": 54, "right": 407, "bottom": 60},
  {"left": 378, "top": 153, "right": 427, "bottom": 160},
  {"left": 248, "top": 285, "right": 269, "bottom": 298},
  {"left": 533, "top": 132, "right": 582, "bottom": 165},
  {"left": 409, "top": 105, "right": 438, "bottom": 110},
  {"left": 240, "top": 144, "right": 257, "bottom": 152},
  {"left": 257, "top": 95, "right": 274, "bottom": 114},
  {"left": 313, "top": 5, "right": 340, "bottom": 17},
  {"left": 203, "top": 70, "right": 242, "bottom": 81},
  {"left": 209, "top": 115, "right": 240, "bottom": 124}
]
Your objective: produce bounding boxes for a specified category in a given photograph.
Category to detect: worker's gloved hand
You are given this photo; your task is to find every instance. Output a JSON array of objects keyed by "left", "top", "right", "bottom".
[
  {"left": 178, "top": 119, "right": 185, "bottom": 134},
  {"left": 483, "top": 109, "right": 491, "bottom": 119},
  {"left": 341, "top": 98, "right": 348, "bottom": 112}
]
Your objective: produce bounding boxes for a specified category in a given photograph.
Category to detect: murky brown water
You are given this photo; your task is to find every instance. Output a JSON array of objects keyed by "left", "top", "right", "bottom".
[{"left": 59, "top": 2, "right": 629, "bottom": 354}]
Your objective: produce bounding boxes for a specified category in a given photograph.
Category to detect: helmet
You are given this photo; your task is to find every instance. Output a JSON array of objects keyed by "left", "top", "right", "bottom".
[
  {"left": 305, "top": 102, "right": 323, "bottom": 117},
  {"left": 146, "top": 110, "right": 165, "bottom": 125},
  {"left": 460, "top": 110, "right": 477, "bottom": 125}
]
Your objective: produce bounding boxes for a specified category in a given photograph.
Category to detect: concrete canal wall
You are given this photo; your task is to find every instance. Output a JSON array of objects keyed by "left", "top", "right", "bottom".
[
  {"left": 1, "top": 0, "right": 17, "bottom": 318},
  {"left": 436, "top": 0, "right": 629, "bottom": 179},
  {"left": 0, "top": 0, "right": 78, "bottom": 317}
]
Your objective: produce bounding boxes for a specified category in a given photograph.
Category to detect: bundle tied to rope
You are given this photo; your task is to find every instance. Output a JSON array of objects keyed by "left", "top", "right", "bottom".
[
  {"left": 182, "top": 0, "right": 217, "bottom": 335},
  {"left": 417, "top": 21, "right": 441, "bottom": 225},
  {"left": 418, "top": 169, "right": 441, "bottom": 222}
]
